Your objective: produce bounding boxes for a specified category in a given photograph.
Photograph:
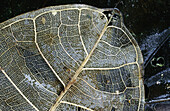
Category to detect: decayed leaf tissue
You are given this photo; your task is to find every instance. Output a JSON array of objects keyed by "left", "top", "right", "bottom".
[{"left": 0, "top": 4, "right": 144, "bottom": 111}]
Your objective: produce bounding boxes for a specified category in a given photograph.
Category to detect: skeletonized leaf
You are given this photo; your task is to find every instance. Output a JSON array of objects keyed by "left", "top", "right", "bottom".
[{"left": 0, "top": 4, "right": 144, "bottom": 111}]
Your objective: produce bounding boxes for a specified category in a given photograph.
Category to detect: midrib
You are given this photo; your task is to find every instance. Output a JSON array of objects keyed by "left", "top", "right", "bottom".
[{"left": 50, "top": 18, "right": 110, "bottom": 111}]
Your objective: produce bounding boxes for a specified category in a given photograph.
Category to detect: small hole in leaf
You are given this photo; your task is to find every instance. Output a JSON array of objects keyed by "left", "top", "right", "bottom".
[
  {"left": 78, "top": 107, "right": 81, "bottom": 111},
  {"left": 63, "top": 66, "right": 67, "bottom": 70},
  {"left": 111, "top": 107, "right": 115, "bottom": 111},
  {"left": 35, "top": 70, "right": 38, "bottom": 73},
  {"left": 103, "top": 10, "right": 112, "bottom": 20},
  {"left": 100, "top": 15, "right": 104, "bottom": 19}
]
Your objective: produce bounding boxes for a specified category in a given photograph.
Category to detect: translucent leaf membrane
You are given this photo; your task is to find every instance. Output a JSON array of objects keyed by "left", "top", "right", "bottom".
[{"left": 0, "top": 4, "right": 144, "bottom": 111}]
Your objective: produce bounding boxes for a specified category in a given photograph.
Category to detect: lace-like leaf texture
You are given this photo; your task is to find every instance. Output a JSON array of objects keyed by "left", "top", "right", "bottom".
[{"left": 0, "top": 4, "right": 144, "bottom": 111}]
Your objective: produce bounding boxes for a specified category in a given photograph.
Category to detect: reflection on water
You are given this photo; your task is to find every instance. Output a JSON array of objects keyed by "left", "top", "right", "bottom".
[
  {"left": 140, "top": 29, "right": 169, "bottom": 66},
  {"left": 141, "top": 28, "right": 170, "bottom": 111}
]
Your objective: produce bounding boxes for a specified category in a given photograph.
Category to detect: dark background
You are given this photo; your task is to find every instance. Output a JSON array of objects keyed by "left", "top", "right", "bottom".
[{"left": 0, "top": 0, "right": 169, "bottom": 111}]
